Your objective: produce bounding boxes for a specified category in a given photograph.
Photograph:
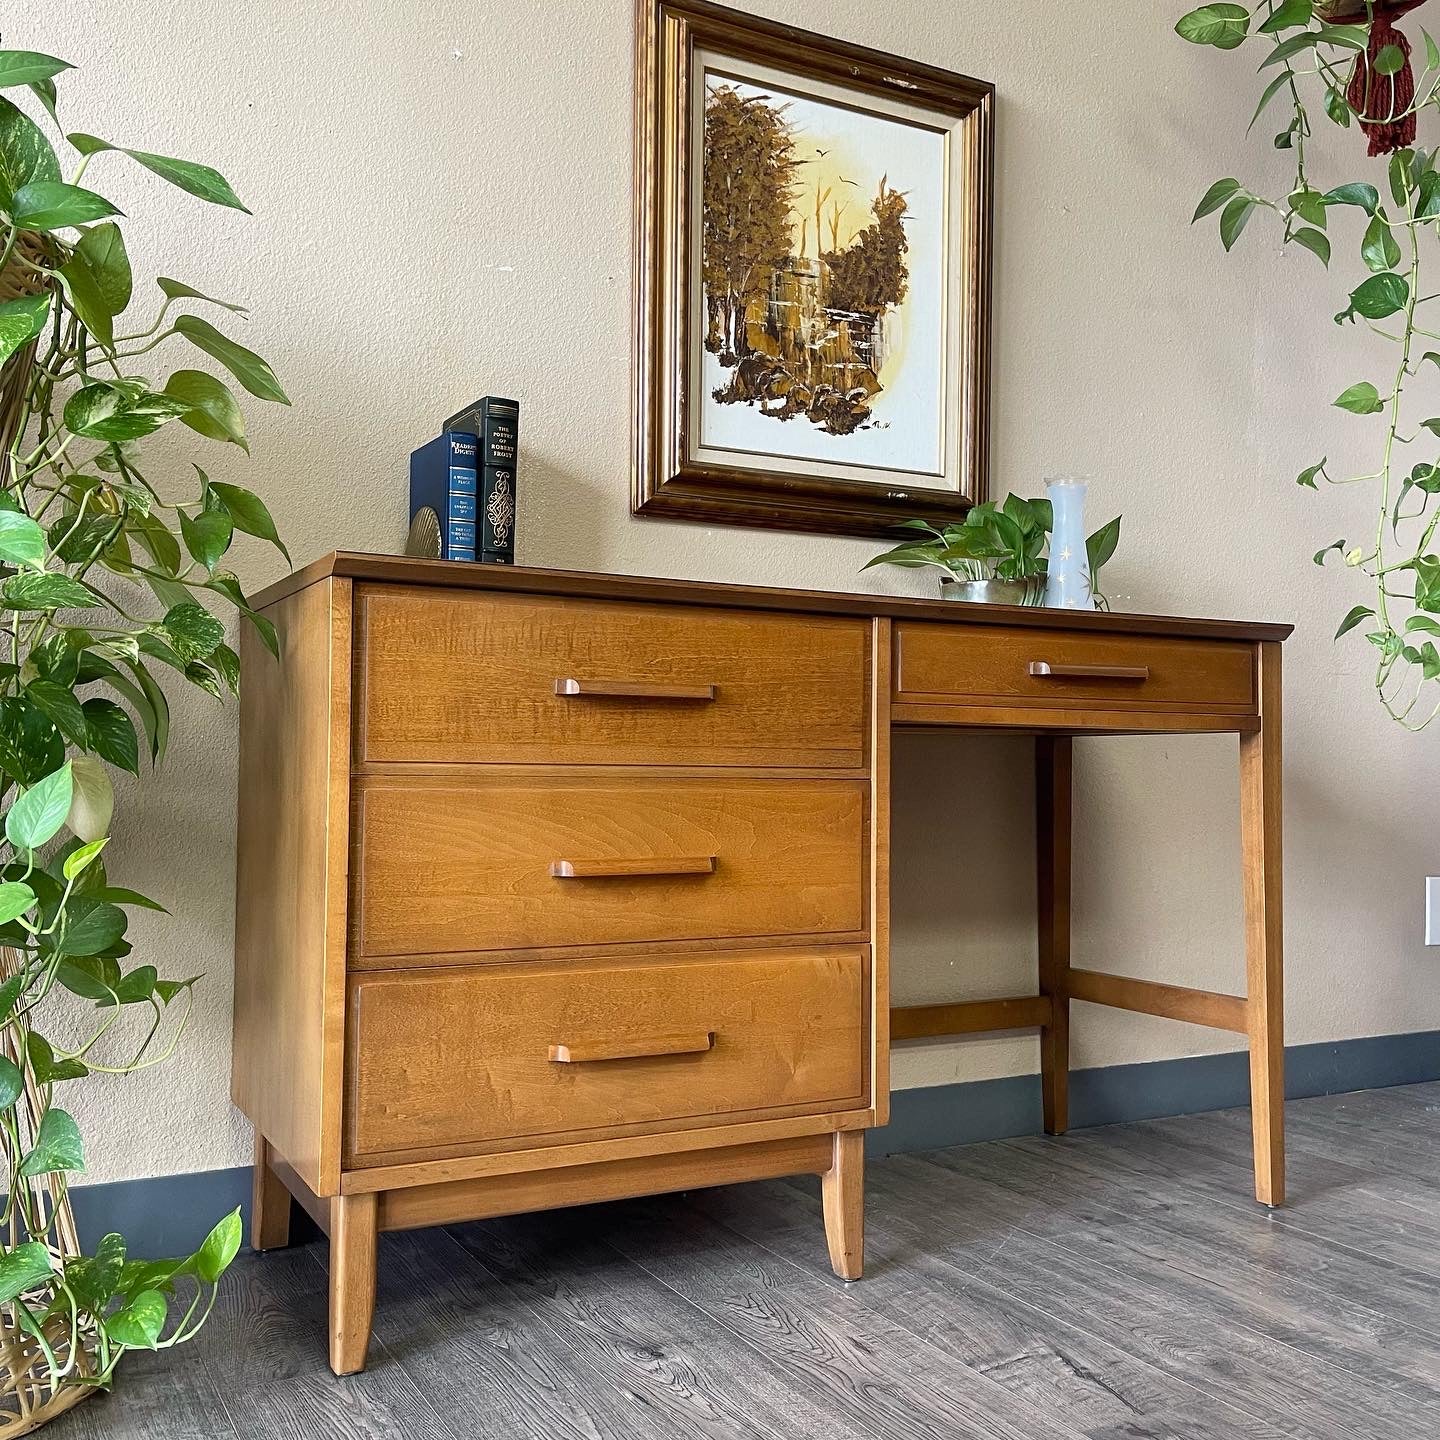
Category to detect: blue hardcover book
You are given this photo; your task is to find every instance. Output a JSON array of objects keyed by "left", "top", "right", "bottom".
[{"left": 409, "top": 431, "right": 478, "bottom": 561}]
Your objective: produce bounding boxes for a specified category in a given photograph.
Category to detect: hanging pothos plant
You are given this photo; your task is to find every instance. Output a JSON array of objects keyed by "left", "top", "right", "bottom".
[
  {"left": 0, "top": 41, "right": 289, "bottom": 1408},
  {"left": 1178, "top": 0, "right": 1440, "bottom": 728}
]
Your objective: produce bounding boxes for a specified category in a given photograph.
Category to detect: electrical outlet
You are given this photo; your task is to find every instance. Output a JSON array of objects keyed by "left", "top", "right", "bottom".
[{"left": 1428, "top": 878, "right": 1440, "bottom": 946}]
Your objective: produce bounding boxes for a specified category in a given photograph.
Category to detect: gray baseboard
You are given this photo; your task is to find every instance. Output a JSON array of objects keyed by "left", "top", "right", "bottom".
[
  {"left": 65, "top": 1029, "right": 1440, "bottom": 1256},
  {"left": 70, "top": 1163, "right": 255, "bottom": 1261}
]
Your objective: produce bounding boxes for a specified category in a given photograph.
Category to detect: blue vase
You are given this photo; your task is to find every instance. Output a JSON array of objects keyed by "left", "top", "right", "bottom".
[{"left": 1044, "top": 476, "right": 1094, "bottom": 610}]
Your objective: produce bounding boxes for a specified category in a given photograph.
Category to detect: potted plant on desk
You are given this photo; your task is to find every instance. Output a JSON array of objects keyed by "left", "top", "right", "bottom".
[
  {"left": 863, "top": 494, "right": 1122, "bottom": 608},
  {"left": 0, "top": 44, "right": 289, "bottom": 1432}
]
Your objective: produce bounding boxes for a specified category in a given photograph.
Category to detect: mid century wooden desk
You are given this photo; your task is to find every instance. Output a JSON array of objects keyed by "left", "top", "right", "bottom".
[{"left": 230, "top": 552, "right": 1290, "bottom": 1375}]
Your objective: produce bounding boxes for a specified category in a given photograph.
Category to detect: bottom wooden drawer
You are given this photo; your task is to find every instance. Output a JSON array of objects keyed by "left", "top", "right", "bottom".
[{"left": 345, "top": 948, "right": 868, "bottom": 1163}]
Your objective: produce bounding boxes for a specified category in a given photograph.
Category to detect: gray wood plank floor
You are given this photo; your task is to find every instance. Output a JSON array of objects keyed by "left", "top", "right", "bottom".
[{"left": 53, "top": 1081, "right": 1440, "bottom": 1439}]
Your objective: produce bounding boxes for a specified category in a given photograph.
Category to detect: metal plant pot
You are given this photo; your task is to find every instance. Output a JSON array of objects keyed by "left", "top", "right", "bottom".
[{"left": 938, "top": 575, "right": 1046, "bottom": 607}]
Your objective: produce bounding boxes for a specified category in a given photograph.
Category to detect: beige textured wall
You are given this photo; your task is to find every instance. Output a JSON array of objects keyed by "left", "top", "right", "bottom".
[{"left": 31, "top": 0, "right": 1440, "bottom": 1184}]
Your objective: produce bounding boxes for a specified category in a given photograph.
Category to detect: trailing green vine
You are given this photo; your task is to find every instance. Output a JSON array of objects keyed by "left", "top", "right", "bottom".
[
  {"left": 1179, "top": 0, "right": 1440, "bottom": 728},
  {"left": 0, "top": 43, "right": 290, "bottom": 1394}
]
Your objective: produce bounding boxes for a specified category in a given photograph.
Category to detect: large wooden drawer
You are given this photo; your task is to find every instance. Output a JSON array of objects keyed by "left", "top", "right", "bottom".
[
  {"left": 355, "top": 586, "right": 869, "bottom": 767},
  {"left": 893, "top": 623, "right": 1255, "bottom": 715},
  {"left": 351, "top": 775, "right": 867, "bottom": 958},
  {"left": 344, "top": 948, "right": 868, "bottom": 1161}
]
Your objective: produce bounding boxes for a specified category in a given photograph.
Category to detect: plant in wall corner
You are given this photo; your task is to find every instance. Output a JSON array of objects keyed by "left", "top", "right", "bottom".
[
  {"left": 0, "top": 44, "right": 290, "bottom": 1431},
  {"left": 1177, "top": 0, "right": 1440, "bottom": 728}
]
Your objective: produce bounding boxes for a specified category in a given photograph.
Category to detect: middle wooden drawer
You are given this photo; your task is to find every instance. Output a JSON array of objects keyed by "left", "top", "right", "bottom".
[{"left": 351, "top": 775, "right": 868, "bottom": 959}]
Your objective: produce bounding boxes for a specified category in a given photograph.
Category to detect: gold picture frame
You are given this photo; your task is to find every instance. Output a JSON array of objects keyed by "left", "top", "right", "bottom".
[{"left": 633, "top": 0, "right": 994, "bottom": 538}]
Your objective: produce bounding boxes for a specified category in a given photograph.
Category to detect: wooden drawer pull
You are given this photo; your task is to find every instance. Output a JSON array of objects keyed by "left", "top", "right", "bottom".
[
  {"left": 555, "top": 677, "right": 718, "bottom": 701},
  {"left": 1028, "top": 661, "right": 1150, "bottom": 681},
  {"left": 549, "top": 856, "right": 718, "bottom": 879},
  {"left": 548, "top": 1032, "right": 715, "bottom": 1064}
]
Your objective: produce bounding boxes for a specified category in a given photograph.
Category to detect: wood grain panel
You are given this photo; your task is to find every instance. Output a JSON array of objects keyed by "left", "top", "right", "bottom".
[
  {"left": 340, "top": 1108, "right": 871, "bottom": 1193},
  {"left": 231, "top": 576, "right": 351, "bottom": 1197},
  {"left": 1242, "top": 640, "right": 1285, "bottom": 1207},
  {"left": 256, "top": 553, "right": 1295, "bottom": 644},
  {"left": 1068, "top": 968, "right": 1248, "bottom": 1033},
  {"left": 329, "top": 1191, "right": 377, "bottom": 1375},
  {"left": 355, "top": 586, "right": 868, "bottom": 767},
  {"left": 868, "top": 618, "right": 892, "bottom": 1127},
  {"left": 892, "top": 703, "right": 1259, "bottom": 734},
  {"left": 376, "top": 1134, "right": 833, "bottom": 1231},
  {"left": 1037, "top": 735, "right": 1071, "bottom": 1135},
  {"left": 894, "top": 623, "right": 1255, "bottom": 715},
  {"left": 345, "top": 949, "right": 867, "bottom": 1161},
  {"left": 891, "top": 995, "right": 1051, "bottom": 1039},
  {"left": 351, "top": 774, "right": 866, "bottom": 957}
]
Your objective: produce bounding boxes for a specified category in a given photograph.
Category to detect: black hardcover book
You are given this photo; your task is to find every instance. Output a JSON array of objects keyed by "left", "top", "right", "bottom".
[
  {"left": 444, "top": 396, "right": 518, "bottom": 466},
  {"left": 480, "top": 463, "right": 516, "bottom": 564},
  {"left": 444, "top": 396, "right": 518, "bottom": 563}
]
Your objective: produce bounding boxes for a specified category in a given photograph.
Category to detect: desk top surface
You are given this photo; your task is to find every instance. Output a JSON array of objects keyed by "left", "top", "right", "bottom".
[{"left": 256, "top": 551, "right": 1293, "bottom": 644}]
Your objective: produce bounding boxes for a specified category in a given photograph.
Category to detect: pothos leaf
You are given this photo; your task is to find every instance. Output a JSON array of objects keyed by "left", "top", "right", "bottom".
[
  {"left": 1176, "top": 3, "right": 1249, "bottom": 49},
  {"left": 1324, "top": 181, "right": 1380, "bottom": 214},
  {"left": 0, "top": 52, "right": 71, "bottom": 89},
  {"left": 1290, "top": 188, "right": 1327, "bottom": 227},
  {"left": 1348, "top": 271, "right": 1408, "bottom": 319},
  {"left": 173, "top": 315, "right": 288, "bottom": 404},
  {"left": 1336, "top": 605, "right": 1376, "bottom": 638},
  {"left": 1291, "top": 227, "right": 1330, "bottom": 266},
  {"left": 105, "top": 1288, "right": 166, "bottom": 1349},
  {"left": 1361, "top": 213, "right": 1401, "bottom": 273},
  {"left": 191, "top": 1209, "right": 242, "bottom": 1284},
  {"left": 1258, "top": 0, "right": 1312, "bottom": 32},
  {"left": 0, "top": 1056, "right": 22, "bottom": 1111},
  {"left": 1333, "top": 381, "right": 1384, "bottom": 414},
  {"left": 0, "top": 1243, "right": 53, "bottom": 1304},
  {"left": 0, "top": 95, "right": 60, "bottom": 207},
  {"left": 17, "top": 1107, "right": 84, "bottom": 1177},
  {"left": 1374, "top": 43, "right": 1406, "bottom": 76},
  {"left": 1219, "top": 194, "right": 1258, "bottom": 250},
  {"left": 5, "top": 762, "right": 72, "bottom": 851},
  {"left": 1193, "top": 177, "right": 1240, "bottom": 221},
  {"left": 159, "top": 604, "right": 224, "bottom": 661},
  {"left": 66, "top": 134, "right": 249, "bottom": 212},
  {"left": 0, "top": 295, "right": 52, "bottom": 368}
]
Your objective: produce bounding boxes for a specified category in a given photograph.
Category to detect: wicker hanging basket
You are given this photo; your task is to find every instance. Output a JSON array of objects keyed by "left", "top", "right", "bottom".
[
  {"left": 0, "top": 954, "right": 97, "bottom": 1439},
  {"left": 0, "top": 234, "right": 58, "bottom": 464}
]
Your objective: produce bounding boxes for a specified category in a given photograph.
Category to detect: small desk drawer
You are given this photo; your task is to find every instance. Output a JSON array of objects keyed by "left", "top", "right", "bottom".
[
  {"left": 351, "top": 775, "right": 867, "bottom": 958},
  {"left": 893, "top": 623, "right": 1255, "bottom": 715},
  {"left": 345, "top": 948, "right": 867, "bottom": 1161},
  {"left": 355, "top": 586, "right": 869, "bottom": 767}
]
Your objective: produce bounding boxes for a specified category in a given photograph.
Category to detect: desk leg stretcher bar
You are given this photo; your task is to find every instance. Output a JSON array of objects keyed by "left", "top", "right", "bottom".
[{"left": 888, "top": 652, "right": 1286, "bottom": 1208}]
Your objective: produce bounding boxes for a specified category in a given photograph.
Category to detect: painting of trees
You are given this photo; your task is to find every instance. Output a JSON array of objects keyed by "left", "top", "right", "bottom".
[
  {"left": 823, "top": 181, "right": 910, "bottom": 318},
  {"left": 701, "top": 83, "right": 915, "bottom": 438},
  {"left": 702, "top": 84, "right": 799, "bottom": 363}
]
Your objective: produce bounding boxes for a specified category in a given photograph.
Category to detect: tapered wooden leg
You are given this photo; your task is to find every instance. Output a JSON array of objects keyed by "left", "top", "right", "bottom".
[
  {"left": 821, "top": 1130, "right": 864, "bottom": 1280},
  {"left": 1037, "top": 736, "right": 1072, "bottom": 1136},
  {"left": 251, "top": 1134, "right": 292, "bottom": 1252},
  {"left": 329, "top": 1191, "right": 379, "bottom": 1376},
  {"left": 1241, "top": 642, "right": 1284, "bottom": 1208}
]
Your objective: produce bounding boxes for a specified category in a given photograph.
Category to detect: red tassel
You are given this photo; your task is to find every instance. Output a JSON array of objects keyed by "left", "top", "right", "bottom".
[{"left": 1348, "top": 15, "right": 1417, "bottom": 156}]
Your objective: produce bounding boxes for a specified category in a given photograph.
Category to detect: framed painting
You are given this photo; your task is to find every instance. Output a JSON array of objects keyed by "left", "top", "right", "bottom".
[{"left": 633, "top": 0, "right": 994, "bottom": 537}]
